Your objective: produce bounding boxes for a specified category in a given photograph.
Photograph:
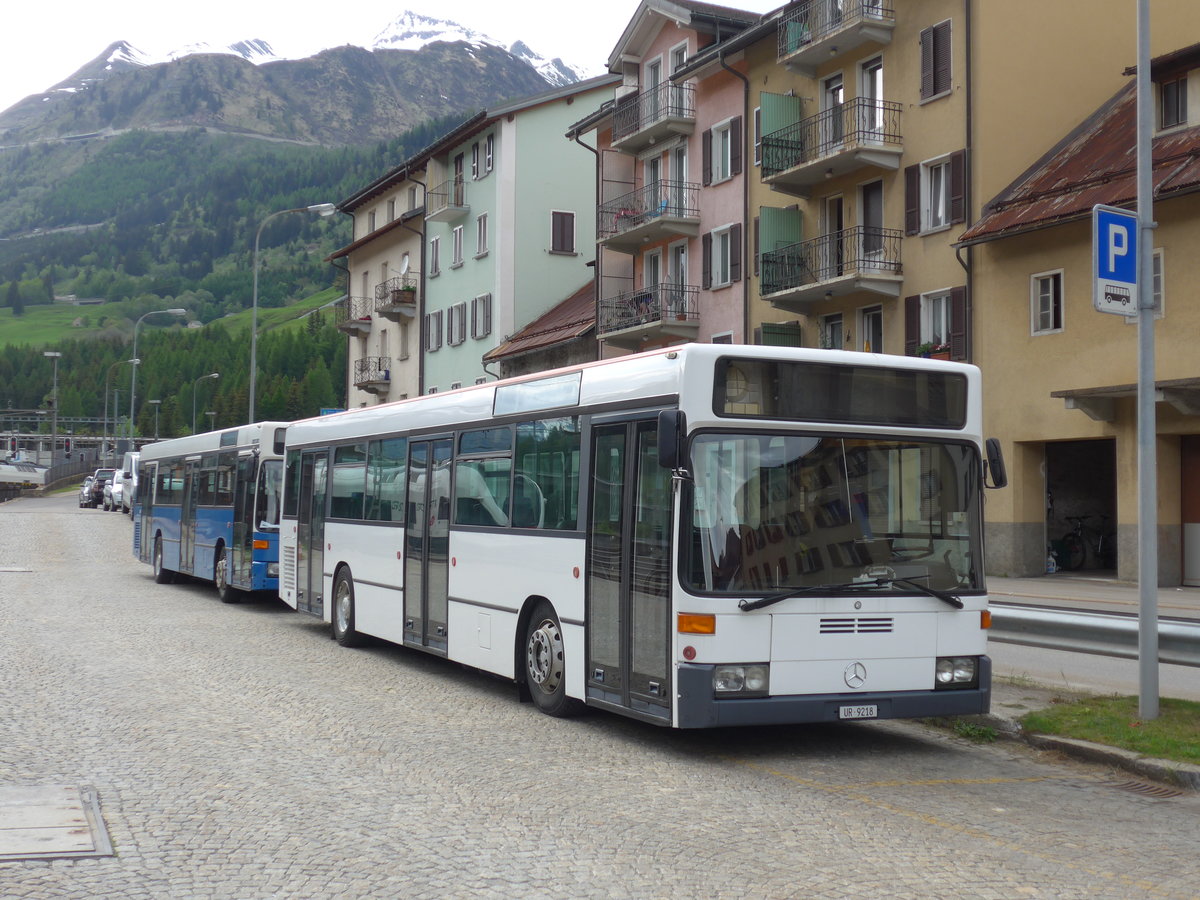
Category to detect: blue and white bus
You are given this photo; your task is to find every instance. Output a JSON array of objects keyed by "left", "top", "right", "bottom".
[
  {"left": 134, "top": 422, "right": 288, "bottom": 602},
  {"left": 279, "top": 345, "right": 1006, "bottom": 727}
]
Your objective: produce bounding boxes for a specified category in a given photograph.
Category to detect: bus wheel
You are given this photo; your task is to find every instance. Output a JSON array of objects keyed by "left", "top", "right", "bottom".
[
  {"left": 524, "top": 602, "right": 582, "bottom": 718},
  {"left": 152, "top": 536, "right": 175, "bottom": 585},
  {"left": 333, "top": 569, "right": 363, "bottom": 647},
  {"left": 215, "top": 548, "right": 239, "bottom": 604}
]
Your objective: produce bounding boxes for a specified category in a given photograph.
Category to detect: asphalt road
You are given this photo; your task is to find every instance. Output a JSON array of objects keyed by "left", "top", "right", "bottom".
[{"left": 2, "top": 493, "right": 1198, "bottom": 899}]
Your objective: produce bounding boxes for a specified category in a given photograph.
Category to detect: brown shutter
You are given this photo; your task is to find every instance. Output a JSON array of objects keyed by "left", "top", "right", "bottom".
[
  {"left": 730, "top": 223, "right": 743, "bottom": 282},
  {"left": 702, "top": 128, "right": 713, "bottom": 185},
  {"left": 919, "top": 27, "right": 934, "bottom": 99},
  {"left": 730, "top": 116, "right": 743, "bottom": 176},
  {"left": 933, "top": 21, "right": 952, "bottom": 95},
  {"left": 702, "top": 232, "right": 712, "bottom": 289},
  {"left": 904, "top": 164, "right": 920, "bottom": 235},
  {"left": 949, "top": 285, "right": 968, "bottom": 360},
  {"left": 904, "top": 295, "right": 920, "bottom": 356},
  {"left": 949, "top": 150, "right": 966, "bottom": 224}
]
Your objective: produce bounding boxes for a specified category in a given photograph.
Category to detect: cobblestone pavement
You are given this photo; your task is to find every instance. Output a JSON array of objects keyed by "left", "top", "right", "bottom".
[{"left": 2, "top": 493, "right": 1199, "bottom": 899}]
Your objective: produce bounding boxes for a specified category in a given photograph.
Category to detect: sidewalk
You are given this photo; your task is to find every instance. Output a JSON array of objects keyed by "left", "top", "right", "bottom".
[{"left": 988, "top": 573, "right": 1200, "bottom": 621}]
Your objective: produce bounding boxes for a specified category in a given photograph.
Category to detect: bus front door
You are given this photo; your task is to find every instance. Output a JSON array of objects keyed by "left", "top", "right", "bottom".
[
  {"left": 296, "top": 451, "right": 328, "bottom": 617},
  {"left": 180, "top": 460, "right": 200, "bottom": 574},
  {"left": 231, "top": 455, "right": 255, "bottom": 589},
  {"left": 404, "top": 438, "right": 452, "bottom": 654},
  {"left": 587, "top": 419, "right": 672, "bottom": 721}
]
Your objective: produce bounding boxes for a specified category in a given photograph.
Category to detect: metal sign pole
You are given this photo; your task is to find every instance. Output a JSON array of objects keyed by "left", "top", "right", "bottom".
[{"left": 1135, "top": 0, "right": 1159, "bottom": 720}]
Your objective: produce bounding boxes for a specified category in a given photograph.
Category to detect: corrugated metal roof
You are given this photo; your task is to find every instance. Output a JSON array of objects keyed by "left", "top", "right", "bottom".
[
  {"left": 483, "top": 281, "right": 595, "bottom": 362},
  {"left": 958, "top": 81, "right": 1200, "bottom": 246}
]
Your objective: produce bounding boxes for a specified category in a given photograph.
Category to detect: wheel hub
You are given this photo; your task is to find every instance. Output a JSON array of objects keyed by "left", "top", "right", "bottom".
[{"left": 527, "top": 619, "right": 563, "bottom": 691}]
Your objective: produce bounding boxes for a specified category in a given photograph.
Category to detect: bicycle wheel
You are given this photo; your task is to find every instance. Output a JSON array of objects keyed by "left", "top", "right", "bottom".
[{"left": 1061, "top": 533, "right": 1087, "bottom": 570}]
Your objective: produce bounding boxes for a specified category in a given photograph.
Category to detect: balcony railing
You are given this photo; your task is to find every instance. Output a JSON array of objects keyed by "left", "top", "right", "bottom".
[
  {"left": 761, "top": 98, "right": 902, "bottom": 184},
  {"left": 761, "top": 226, "right": 902, "bottom": 305},
  {"left": 353, "top": 356, "right": 391, "bottom": 395},
  {"left": 335, "top": 296, "right": 374, "bottom": 335},
  {"left": 426, "top": 176, "right": 467, "bottom": 222},
  {"left": 597, "top": 180, "right": 700, "bottom": 251},
  {"left": 778, "top": 0, "right": 895, "bottom": 72},
  {"left": 611, "top": 82, "right": 696, "bottom": 152},
  {"left": 375, "top": 274, "right": 419, "bottom": 321}
]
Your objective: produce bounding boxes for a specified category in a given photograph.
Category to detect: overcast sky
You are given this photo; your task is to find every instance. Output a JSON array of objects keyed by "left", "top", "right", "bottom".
[{"left": 0, "top": 0, "right": 780, "bottom": 114}]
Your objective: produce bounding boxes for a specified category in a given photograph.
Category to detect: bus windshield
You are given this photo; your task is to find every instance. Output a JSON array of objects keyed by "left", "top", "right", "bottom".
[
  {"left": 684, "top": 433, "right": 982, "bottom": 596},
  {"left": 257, "top": 459, "right": 284, "bottom": 529}
]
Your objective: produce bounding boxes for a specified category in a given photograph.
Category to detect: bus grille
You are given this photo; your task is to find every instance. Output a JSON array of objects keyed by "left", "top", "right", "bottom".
[
  {"left": 820, "top": 617, "right": 894, "bottom": 634},
  {"left": 282, "top": 547, "right": 296, "bottom": 593}
]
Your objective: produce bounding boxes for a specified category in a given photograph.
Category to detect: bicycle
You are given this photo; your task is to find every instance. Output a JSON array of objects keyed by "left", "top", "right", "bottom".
[{"left": 1060, "top": 514, "right": 1116, "bottom": 571}]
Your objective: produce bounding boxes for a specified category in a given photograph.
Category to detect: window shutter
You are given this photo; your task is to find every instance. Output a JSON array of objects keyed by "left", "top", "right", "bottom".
[
  {"left": 730, "top": 223, "right": 743, "bottom": 282},
  {"left": 702, "top": 129, "right": 713, "bottom": 185},
  {"left": 904, "top": 295, "right": 920, "bottom": 356},
  {"left": 702, "top": 232, "right": 713, "bottom": 289},
  {"left": 904, "top": 165, "right": 920, "bottom": 235},
  {"left": 730, "top": 116, "right": 743, "bottom": 176},
  {"left": 760, "top": 321, "right": 802, "bottom": 346},
  {"left": 753, "top": 216, "right": 760, "bottom": 277},
  {"left": 949, "top": 286, "right": 968, "bottom": 360},
  {"left": 933, "top": 21, "right": 952, "bottom": 95},
  {"left": 949, "top": 150, "right": 967, "bottom": 224},
  {"left": 919, "top": 26, "right": 935, "bottom": 99}
]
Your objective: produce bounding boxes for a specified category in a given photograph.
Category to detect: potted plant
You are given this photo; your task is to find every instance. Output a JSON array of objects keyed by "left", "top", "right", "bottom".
[
  {"left": 916, "top": 342, "right": 934, "bottom": 358},
  {"left": 930, "top": 342, "right": 951, "bottom": 360}
]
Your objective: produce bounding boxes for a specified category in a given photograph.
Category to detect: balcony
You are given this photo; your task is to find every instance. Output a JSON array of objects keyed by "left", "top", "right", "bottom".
[
  {"left": 335, "top": 296, "right": 374, "bottom": 336},
  {"left": 353, "top": 356, "right": 391, "bottom": 395},
  {"left": 426, "top": 176, "right": 468, "bottom": 223},
  {"left": 777, "top": 0, "right": 895, "bottom": 75},
  {"left": 761, "top": 226, "right": 903, "bottom": 310},
  {"left": 599, "top": 282, "right": 700, "bottom": 349},
  {"left": 375, "top": 275, "right": 419, "bottom": 322},
  {"left": 597, "top": 180, "right": 700, "bottom": 253},
  {"left": 761, "top": 98, "right": 902, "bottom": 197},
  {"left": 611, "top": 82, "right": 696, "bottom": 155}
]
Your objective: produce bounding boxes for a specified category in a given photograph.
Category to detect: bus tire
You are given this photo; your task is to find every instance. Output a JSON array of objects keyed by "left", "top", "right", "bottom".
[
  {"left": 333, "top": 568, "right": 364, "bottom": 647},
  {"left": 215, "top": 548, "right": 240, "bottom": 604},
  {"left": 152, "top": 536, "right": 175, "bottom": 585},
  {"left": 523, "top": 601, "right": 582, "bottom": 718}
]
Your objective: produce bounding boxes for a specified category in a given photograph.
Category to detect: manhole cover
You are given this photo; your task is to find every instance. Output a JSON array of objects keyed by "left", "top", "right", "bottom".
[{"left": 0, "top": 785, "right": 113, "bottom": 861}]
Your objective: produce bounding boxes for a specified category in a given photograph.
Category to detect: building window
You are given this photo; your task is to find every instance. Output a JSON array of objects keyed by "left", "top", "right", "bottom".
[
  {"left": 703, "top": 224, "right": 742, "bottom": 288},
  {"left": 450, "top": 382, "right": 462, "bottom": 391},
  {"left": 448, "top": 302, "right": 467, "bottom": 346},
  {"left": 905, "top": 151, "right": 965, "bottom": 235},
  {"left": 425, "top": 310, "right": 444, "bottom": 351},
  {"left": 475, "top": 376, "right": 488, "bottom": 385},
  {"left": 711, "top": 332, "right": 733, "bottom": 344},
  {"left": 920, "top": 20, "right": 952, "bottom": 101},
  {"left": 399, "top": 321, "right": 410, "bottom": 360},
  {"left": 472, "top": 293, "right": 493, "bottom": 339},
  {"left": 386, "top": 199, "right": 396, "bottom": 222},
  {"left": 1125, "top": 249, "right": 1166, "bottom": 323},
  {"left": 819, "top": 313, "right": 844, "bottom": 349},
  {"left": 1160, "top": 76, "right": 1187, "bottom": 129},
  {"left": 408, "top": 186, "right": 418, "bottom": 210},
  {"left": 752, "top": 106, "right": 761, "bottom": 166},
  {"left": 925, "top": 157, "right": 950, "bottom": 230},
  {"left": 472, "top": 142, "right": 480, "bottom": 179},
  {"left": 451, "top": 225, "right": 464, "bottom": 267},
  {"left": 551, "top": 211, "right": 575, "bottom": 254},
  {"left": 367, "top": 210, "right": 377, "bottom": 232},
  {"left": 485, "top": 134, "right": 494, "bottom": 172},
  {"left": 1031, "top": 270, "right": 1064, "bottom": 334},
  {"left": 475, "top": 213, "right": 489, "bottom": 257},
  {"left": 429, "top": 236, "right": 441, "bottom": 276},
  {"left": 921, "top": 291, "right": 952, "bottom": 346},
  {"left": 702, "top": 116, "right": 742, "bottom": 185}
]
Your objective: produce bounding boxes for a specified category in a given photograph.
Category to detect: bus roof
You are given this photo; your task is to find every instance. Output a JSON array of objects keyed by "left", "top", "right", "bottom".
[{"left": 138, "top": 421, "right": 290, "bottom": 464}]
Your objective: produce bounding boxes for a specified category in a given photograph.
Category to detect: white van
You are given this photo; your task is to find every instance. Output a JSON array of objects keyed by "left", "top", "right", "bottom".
[{"left": 118, "top": 451, "right": 140, "bottom": 515}]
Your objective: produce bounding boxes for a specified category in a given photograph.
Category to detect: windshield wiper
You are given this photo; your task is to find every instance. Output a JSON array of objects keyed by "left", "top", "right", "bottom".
[{"left": 737, "top": 575, "right": 963, "bottom": 612}]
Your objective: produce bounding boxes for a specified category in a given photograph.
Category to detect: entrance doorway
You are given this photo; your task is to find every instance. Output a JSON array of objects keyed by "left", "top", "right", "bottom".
[{"left": 1045, "top": 439, "right": 1117, "bottom": 573}]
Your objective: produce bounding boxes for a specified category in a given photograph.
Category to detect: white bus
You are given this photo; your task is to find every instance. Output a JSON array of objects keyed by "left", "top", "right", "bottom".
[
  {"left": 279, "top": 345, "right": 1006, "bottom": 728},
  {"left": 135, "top": 422, "right": 288, "bottom": 602}
]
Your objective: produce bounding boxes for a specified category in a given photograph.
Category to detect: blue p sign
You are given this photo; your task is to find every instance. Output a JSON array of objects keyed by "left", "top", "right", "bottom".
[{"left": 1093, "top": 205, "right": 1139, "bottom": 315}]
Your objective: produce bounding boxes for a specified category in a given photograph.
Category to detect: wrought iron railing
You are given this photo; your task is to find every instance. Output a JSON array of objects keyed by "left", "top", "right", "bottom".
[
  {"left": 375, "top": 274, "right": 420, "bottom": 312},
  {"left": 761, "top": 98, "right": 902, "bottom": 176},
  {"left": 598, "top": 282, "right": 699, "bottom": 335},
  {"left": 777, "top": 0, "right": 895, "bottom": 57},
  {"left": 597, "top": 180, "right": 700, "bottom": 240},
  {"left": 612, "top": 82, "right": 696, "bottom": 142},
  {"left": 335, "top": 296, "right": 375, "bottom": 325},
  {"left": 761, "top": 226, "right": 902, "bottom": 295},
  {"left": 353, "top": 356, "right": 390, "bottom": 386},
  {"left": 426, "top": 176, "right": 466, "bottom": 217}
]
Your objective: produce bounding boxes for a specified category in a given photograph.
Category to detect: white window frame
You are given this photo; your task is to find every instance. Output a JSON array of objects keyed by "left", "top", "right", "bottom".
[
  {"left": 711, "top": 116, "right": 735, "bottom": 183},
  {"left": 475, "top": 213, "right": 489, "bottom": 258},
  {"left": 408, "top": 186, "right": 418, "bottom": 210},
  {"left": 550, "top": 210, "right": 576, "bottom": 255},
  {"left": 450, "top": 381, "right": 462, "bottom": 391},
  {"left": 921, "top": 155, "right": 952, "bottom": 233},
  {"left": 429, "top": 236, "right": 441, "bottom": 277},
  {"left": 425, "top": 310, "right": 444, "bottom": 351},
  {"left": 484, "top": 134, "right": 494, "bottom": 173},
  {"left": 752, "top": 106, "right": 762, "bottom": 166},
  {"left": 919, "top": 289, "right": 952, "bottom": 346},
  {"left": 472, "top": 293, "right": 493, "bottom": 339},
  {"left": 448, "top": 301, "right": 467, "bottom": 346},
  {"left": 386, "top": 198, "right": 396, "bottom": 222},
  {"left": 819, "top": 312, "right": 844, "bottom": 349},
  {"left": 367, "top": 210, "right": 376, "bottom": 232},
  {"left": 451, "top": 225, "right": 464, "bottom": 268},
  {"left": 1030, "top": 269, "right": 1064, "bottom": 335},
  {"left": 711, "top": 224, "right": 734, "bottom": 287},
  {"left": 1125, "top": 248, "right": 1165, "bottom": 323},
  {"left": 471, "top": 142, "right": 480, "bottom": 179}
]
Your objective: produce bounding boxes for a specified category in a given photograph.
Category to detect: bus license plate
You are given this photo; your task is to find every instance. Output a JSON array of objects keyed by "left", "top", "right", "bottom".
[{"left": 839, "top": 704, "right": 878, "bottom": 720}]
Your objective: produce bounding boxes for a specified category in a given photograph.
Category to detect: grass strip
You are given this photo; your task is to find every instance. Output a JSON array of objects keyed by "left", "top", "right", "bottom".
[{"left": 1021, "top": 695, "right": 1200, "bottom": 764}]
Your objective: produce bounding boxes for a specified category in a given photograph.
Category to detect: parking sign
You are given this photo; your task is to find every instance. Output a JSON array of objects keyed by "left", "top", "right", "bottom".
[{"left": 1093, "top": 204, "right": 1139, "bottom": 315}]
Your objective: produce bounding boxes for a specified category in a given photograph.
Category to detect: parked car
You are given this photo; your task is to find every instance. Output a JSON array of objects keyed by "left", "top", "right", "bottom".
[
  {"left": 118, "top": 451, "right": 139, "bottom": 514},
  {"left": 103, "top": 478, "right": 124, "bottom": 512},
  {"left": 86, "top": 468, "right": 115, "bottom": 508},
  {"left": 78, "top": 476, "right": 94, "bottom": 508}
]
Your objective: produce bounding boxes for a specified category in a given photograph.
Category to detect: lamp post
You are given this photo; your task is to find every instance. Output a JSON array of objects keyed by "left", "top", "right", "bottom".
[
  {"left": 43, "top": 351, "right": 61, "bottom": 466},
  {"left": 192, "top": 372, "right": 220, "bottom": 433},
  {"left": 148, "top": 399, "right": 162, "bottom": 440},
  {"left": 250, "top": 203, "right": 337, "bottom": 424},
  {"left": 104, "top": 358, "right": 137, "bottom": 462},
  {"left": 205, "top": 411, "right": 217, "bottom": 432},
  {"left": 130, "top": 308, "right": 186, "bottom": 446}
]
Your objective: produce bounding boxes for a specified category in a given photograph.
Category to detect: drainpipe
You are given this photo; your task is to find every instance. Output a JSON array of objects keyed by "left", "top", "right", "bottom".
[
  {"left": 718, "top": 49, "right": 751, "bottom": 345},
  {"left": 954, "top": 0, "right": 975, "bottom": 364},
  {"left": 407, "top": 172, "right": 427, "bottom": 396},
  {"left": 328, "top": 254, "right": 351, "bottom": 405},
  {"left": 570, "top": 130, "right": 602, "bottom": 359}
]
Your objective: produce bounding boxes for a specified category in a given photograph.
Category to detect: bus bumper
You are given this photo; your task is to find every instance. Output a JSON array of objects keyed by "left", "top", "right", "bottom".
[{"left": 675, "top": 657, "right": 992, "bottom": 729}]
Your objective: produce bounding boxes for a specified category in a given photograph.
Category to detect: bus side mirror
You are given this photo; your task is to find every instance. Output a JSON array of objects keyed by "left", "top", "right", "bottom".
[
  {"left": 985, "top": 437, "right": 1007, "bottom": 489},
  {"left": 273, "top": 428, "right": 286, "bottom": 457},
  {"left": 657, "top": 409, "right": 687, "bottom": 470}
]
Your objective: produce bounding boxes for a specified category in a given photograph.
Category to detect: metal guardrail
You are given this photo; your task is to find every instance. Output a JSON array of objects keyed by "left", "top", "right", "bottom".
[{"left": 990, "top": 603, "right": 1200, "bottom": 668}]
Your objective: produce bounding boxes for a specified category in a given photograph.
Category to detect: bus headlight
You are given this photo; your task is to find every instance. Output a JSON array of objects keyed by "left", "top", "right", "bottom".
[
  {"left": 935, "top": 656, "right": 978, "bottom": 689},
  {"left": 714, "top": 664, "right": 769, "bottom": 697},
  {"left": 266, "top": 563, "right": 279, "bottom": 578}
]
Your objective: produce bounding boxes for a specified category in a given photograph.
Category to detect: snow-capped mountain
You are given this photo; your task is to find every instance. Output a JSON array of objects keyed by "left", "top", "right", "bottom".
[{"left": 162, "top": 38, "right": 281, "bottom": 66}]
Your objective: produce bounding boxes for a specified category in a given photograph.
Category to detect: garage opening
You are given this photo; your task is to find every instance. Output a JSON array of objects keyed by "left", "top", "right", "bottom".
[{"left": 1046, "top": 438, "right": 1117, "bottom": 573}]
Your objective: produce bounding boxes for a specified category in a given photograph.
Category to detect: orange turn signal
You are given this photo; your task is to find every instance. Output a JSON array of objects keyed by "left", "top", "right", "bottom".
[
  {"left": 678, "top": 613, "right": 716, "bottom": 635},
  {"left": 980, "top": 610, "right": 992, "bottom": 630},
  {"left": 252, "top": 539, "right": 270, "bottom": 550}
]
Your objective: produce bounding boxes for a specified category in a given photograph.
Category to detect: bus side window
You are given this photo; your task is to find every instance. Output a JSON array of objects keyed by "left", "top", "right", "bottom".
[{"left": 516, "top": 417, "right": 580, "bottom": 530}]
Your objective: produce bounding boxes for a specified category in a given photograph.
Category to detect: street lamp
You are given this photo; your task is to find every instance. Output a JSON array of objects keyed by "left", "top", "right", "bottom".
[
  {"left": 43, "top": 351, "right": 61, "bottom": 466},
  {"left": 104, "top": 359, "right": 137, "bottom": 462},
  {"left": 192, "top": 372, "right": 220, "bottom": 433},
  {"left": 250, "top": 202, "right": 337, "bottom": 423},
  {"left": 148, "top": 399, "right": 162, "bottom": 440},
  {"left": 130, "top": 308, "right": 186, "bottom": 446}
]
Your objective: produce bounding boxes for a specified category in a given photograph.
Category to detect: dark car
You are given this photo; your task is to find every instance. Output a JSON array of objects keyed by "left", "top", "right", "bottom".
[{"left": 87, "top": 468, "right": 116, "bottom": 508}]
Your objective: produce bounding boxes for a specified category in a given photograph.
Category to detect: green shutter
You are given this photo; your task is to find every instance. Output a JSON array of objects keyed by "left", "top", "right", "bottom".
[
  {"left": 760, "top": 322, "right": 803, "bottom": 347},
  {"left": 760, "top": 206, "right": 803, "bottom": 253},
  {"left": 759, "top": 92, "right": 803, "bottom": 138}
]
